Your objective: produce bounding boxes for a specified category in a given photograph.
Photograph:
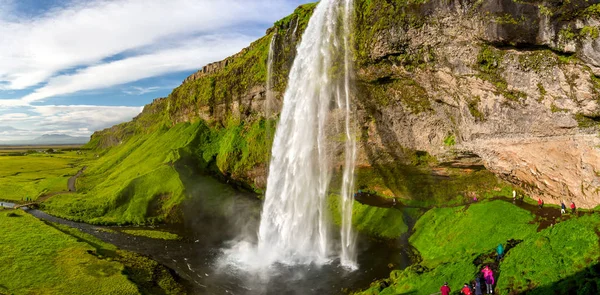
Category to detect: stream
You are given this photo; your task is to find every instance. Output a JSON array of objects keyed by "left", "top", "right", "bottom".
[{"left": 26, "top": 172, "right": 413, "bottom": 295}]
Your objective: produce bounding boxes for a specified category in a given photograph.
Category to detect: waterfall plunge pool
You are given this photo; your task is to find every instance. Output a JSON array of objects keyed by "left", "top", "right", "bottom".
[{"left": 27, "top": 173, "right": 413, "bottom": 294}]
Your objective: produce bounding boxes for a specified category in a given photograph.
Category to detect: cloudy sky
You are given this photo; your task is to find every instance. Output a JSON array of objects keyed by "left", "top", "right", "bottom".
[{"left": 0, "top": 0, "right": 311, "bottom": 142}]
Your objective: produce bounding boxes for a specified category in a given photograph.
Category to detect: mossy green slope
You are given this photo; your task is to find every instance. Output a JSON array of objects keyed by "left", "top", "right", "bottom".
[
  {"left": 329, "top": 196, "right": 409, "bottom": 239},
  {"left": 358, "top": 200, "right": 538, "bottom": 295},
  {"left": 0, "top": 210, "right": 138, "bottom": 295},
  {"left": 357, "top": 201, "right": 600, "bottom": 295},
  {"left": 498, "top": 214, "right": 600, "bottom": 294},
  {"left": 411, "top": 201, "right": 537, "bottom": 264},
  {"left": 43, "top": 123, "right": 200, "bottom": 225}
]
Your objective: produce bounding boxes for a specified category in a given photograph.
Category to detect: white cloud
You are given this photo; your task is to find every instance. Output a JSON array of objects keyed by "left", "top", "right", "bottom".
[
  {"left": 15, "top": 34, "right": 253, "bottom": 104},
  {"left": 0, "top": 0, "right": 293, "bottom": 91},
  {"left": 123, "top": 86, "right": 162, "bottom": 96},
  {"left": 0, "top": 105, "right": 142, "bottom": 141}
]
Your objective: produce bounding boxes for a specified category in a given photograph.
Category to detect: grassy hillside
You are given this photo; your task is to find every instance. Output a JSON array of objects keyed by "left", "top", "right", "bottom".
[
  {"left": 356, "top": 201, "right": 600, "bottom": 295},
  {"left": 42, "top": 123, "right": 199, "bottom": 225}
]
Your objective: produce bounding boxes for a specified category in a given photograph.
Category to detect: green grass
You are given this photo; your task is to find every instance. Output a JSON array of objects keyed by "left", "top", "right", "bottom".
[
  {"left": 410, "top": 201, "right": 537, "bottom": 265},
  {"left": 0, "top": 210, "right": 139, "bottom": 295},
  {"left": 0, "top": 151, "right": 86, "bottom": 201},
  {"left": 47, "top": 221, "right": 185, "bottom": 294},
  {"left": 357, "top": 199, "right": 600, "bottom": 295},
  {"left": 329, "top": 196, "right": 408, "bottom": 239},
  {"left": 43, "top": 123, "right": 200, "bottom": 225},
  {"left": 497, "top": 214, "right": 600, "bottom": 294},
  {"left": 121, "top": 229, "right": 181, "bottom": 240},
  {"left": 359, "top": 258, "right": 477, "bottom": 295}
]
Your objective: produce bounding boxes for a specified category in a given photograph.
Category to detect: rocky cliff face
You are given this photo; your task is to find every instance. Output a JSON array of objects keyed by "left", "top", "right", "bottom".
[
  {"left": 352, "top": 0, "right": 600, "bottom": 207},
  {"left": 90, "top": 0, "right": 600, "bottom": 207}
]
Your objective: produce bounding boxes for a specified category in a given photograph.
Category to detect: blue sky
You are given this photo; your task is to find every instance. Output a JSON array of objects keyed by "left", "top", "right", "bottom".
[{"left": 0, "top": 0, "right": 312, "bottom": 141}]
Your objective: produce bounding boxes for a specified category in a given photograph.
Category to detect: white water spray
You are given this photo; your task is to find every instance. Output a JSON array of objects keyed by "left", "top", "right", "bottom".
[{"left": 258, "top": 0, "right": 357, "bottom": 268}]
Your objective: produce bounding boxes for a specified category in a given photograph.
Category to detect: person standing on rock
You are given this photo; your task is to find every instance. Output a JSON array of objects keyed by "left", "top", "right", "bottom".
[
  {"left": 440, "top": 282, "right": 451, "bottom": 295},
  {"left": 560, "top": 201, "right": 566, "bottom": 214},
  {"left": 570, "top": 201, "right": 576, "bottom": 214}
]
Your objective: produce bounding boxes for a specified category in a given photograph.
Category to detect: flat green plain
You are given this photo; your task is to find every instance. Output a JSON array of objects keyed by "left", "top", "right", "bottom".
[
  {"left": 0, "top": 150, "right": 87, "bottom": 201},
  {"left": 0, "top": 209, "right": 139, "bottom": 295}
]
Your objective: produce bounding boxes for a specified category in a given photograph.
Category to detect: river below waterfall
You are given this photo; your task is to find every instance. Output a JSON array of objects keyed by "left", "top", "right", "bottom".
[{"left": 27, "top": 173, "right": 413, "bottom": 295}]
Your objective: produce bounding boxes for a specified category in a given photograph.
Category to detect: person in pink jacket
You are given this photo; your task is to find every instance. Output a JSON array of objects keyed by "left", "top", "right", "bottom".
[{"left": 481, "top": 266, "right": 494, "bottom": 294}]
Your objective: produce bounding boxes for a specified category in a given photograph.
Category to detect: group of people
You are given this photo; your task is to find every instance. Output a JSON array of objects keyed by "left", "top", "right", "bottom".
[
  {"left": 440, "top": 266, "right": 496, "bottom": 295},
  {"left": 539, "top": 198, "right": 576, "bottom": 214},
  {"left": 560, "top": 200, "right": 576, "bottom": 215}
]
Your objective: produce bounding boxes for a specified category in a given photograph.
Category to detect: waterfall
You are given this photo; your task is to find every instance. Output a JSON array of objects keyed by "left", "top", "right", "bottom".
[
  {"left": 256, "top": 0, "right": 357, "bottom": 268},
  {"left": 265, "top": 33, "right": 277, "bottom": 167},
  {"left": 339, "top": 0, "right": 357, "bottom": 268},
  {"left": 265, "top": 33, "right": 276, "bottom": 121}
]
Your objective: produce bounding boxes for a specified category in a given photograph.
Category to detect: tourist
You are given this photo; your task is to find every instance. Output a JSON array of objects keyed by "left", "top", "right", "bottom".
[
  {"left": 484, "top": 273, "right": 494, "bottom": 294},
  {"left": 512, "top": 190, "right": 516, "bottom": 203},
  {"left": 496, "top": 243, "right": 504, "bottom": 261},
  {"left": 481, "top": 266, "right": 494, "bottom": 294},
  {"left": 474, "top": 277, "right": 483, "bottom": 295},
  {"left": 461, "top": 283, "right": 473, "bottom": 295},
  {"left": 560, "top": 201, "right": 566, "bottom": 214},
  {"left": 537, "top": 198, "right": 543, "bottom": 209},
  {"left": 440, "top": 282, "right": 451, "bottom": 295},
  {"left": 570, "top": 201, "right": 576, "bottom": 214}
]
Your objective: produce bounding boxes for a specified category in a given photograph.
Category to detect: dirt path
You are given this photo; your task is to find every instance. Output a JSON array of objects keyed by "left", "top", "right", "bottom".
[
  {"left": 67, "top": 166, "right": 86, "bottom": 192},
  {"left": 355, "top": 192, "right": 582, "bottom": 231},
  {"left": 13, "top": 166, "right": 87, "bottom": 209}
]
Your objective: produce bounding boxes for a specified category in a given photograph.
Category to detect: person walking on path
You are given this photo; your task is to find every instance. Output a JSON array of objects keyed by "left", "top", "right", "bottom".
[
  {"left": 481, "top": 266, "right": 494, "bottom": 294},
  {"left": 538, "top": 198, "right": 543, "bottom": 209},
  {"left": 512, "top": 190, "right": 516, "bottom": 203},
  {"left": 560, "top": 201, "right": 566, "bottom": 214},
  {"left": 440, "top": 282, "right": 451, "bottom": 295},
  {"left": 570, "top": 201, "right": 576, "bottom": 214},
  {"left": 461, "top": 283, "right": 473, "bottom": 295},
  {"left": 496, "top": 243, "right": 504, "bottom": 261},
  {"left": 474, "top": 277, "right": 483, "bottom": 295}
]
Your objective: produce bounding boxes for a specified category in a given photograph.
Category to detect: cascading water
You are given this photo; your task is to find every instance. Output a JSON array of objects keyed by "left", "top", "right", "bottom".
[
  {"left": 223, "top": 0, "right": 357, "bottom": 271},
  {"left": 265, "top": 33, "right": 277, "bottom": 121},
  {"left": 265, "top": 33, "right": 277, "bottom": 166},
  {"left": 257, "top": 0, "right": 357, "bottom": 268}
]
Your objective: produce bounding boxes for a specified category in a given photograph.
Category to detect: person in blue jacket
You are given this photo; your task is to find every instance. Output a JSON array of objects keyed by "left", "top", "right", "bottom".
[{"left": 496, "top": 243, "right": 504, "bottom": 261}]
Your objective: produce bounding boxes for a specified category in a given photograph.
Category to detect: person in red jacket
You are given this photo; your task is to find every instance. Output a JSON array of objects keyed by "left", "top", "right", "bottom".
[
  {"left": 570, "top": 201, "right": 576, "bottom": 214},
  {"left": 538, "top": 198, "right": 543, "bottom": 209},
  {"left": 441, "top": 282, "right": 451, "bottom": 295},
  {"left": 461, "top": 283, "right": 473, "bottom": 295}
]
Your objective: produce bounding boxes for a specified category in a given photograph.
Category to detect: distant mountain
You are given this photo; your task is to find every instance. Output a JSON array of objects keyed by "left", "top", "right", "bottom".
[
  {"left": 0, "top": 134, "right": 89, "bottom": 146},
  {"left": 0, "top": 126, "right": 21, "bottom": 131},
  {"left": 33, "top": 134, "right": 89, "bottom": 145}
]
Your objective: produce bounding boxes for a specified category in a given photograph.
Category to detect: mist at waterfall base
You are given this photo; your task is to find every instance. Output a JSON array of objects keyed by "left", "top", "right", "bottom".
[{"left": 220, "top": 0, "right": 361, "bottom": 276}]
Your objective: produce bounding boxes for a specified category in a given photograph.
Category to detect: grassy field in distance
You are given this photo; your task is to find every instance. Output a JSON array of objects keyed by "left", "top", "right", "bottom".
[{"left": 0, "top": 147, "right": 89, "bottom": 201}]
